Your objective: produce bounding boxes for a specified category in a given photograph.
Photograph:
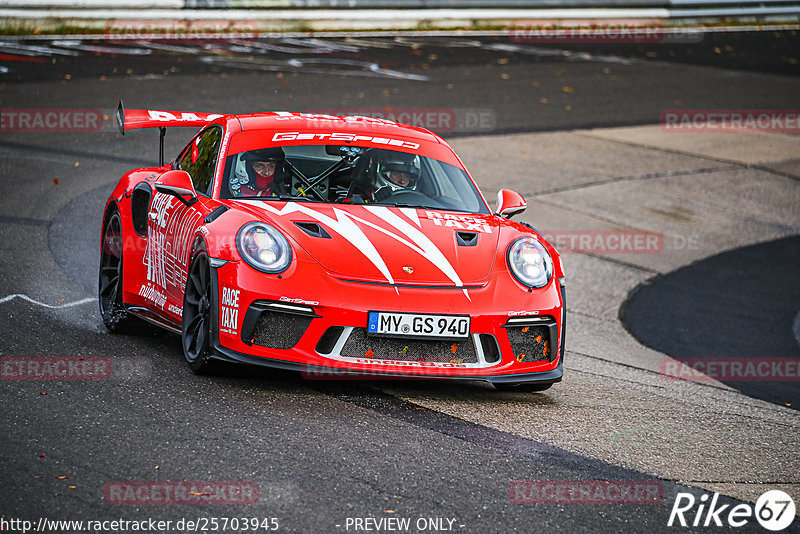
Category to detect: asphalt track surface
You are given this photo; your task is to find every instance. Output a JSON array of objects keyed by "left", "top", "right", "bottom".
[
  {"left": 0, "top": 33, "right": 799, "bottom": 533},
  {"left": 623, "top": 235, "right": 800, "bottom": 409}
]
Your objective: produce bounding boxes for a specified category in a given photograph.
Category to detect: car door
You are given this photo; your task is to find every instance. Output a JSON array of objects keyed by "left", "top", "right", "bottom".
[{"left": 145, "top": 126, "right": 223, "bottom": 320}]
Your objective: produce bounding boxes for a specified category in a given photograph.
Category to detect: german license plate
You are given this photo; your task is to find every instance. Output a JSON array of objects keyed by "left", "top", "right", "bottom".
[{"left": 367, "top": 312, "right": 470, "bottom": 339}]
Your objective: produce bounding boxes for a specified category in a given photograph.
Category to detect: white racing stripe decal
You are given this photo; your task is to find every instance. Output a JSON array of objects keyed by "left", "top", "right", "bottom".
[
  {"left": 399, "top": 207, "right": 421, "bottom": 227},
  {"left": 370, "top": 206, "right": 470, "bottom": 300},
  {"left": 249, "top": 203, "right": 468, "bottom": 296},
  {"left": 343, "top": 212, "right": 426, "bottom": 255},
  {"left": 255, "top": 203, "right": 394, "bottom": 284}
]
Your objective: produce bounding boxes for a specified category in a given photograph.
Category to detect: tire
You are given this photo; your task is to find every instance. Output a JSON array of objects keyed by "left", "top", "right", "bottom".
[
  {"left": 182, "top": 245, "right": 217, "bottom": 374},
  {"left": 494, "top": 382, "right": 553, "bottom": 393},
  {"left": 99, "top": 210, "right": 134, "bottom": 332}
]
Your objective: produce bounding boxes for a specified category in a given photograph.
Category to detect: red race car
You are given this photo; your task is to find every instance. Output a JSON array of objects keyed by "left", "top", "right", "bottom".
[{"left": 100, "top": 103, "right": 565, "bottom": 391}]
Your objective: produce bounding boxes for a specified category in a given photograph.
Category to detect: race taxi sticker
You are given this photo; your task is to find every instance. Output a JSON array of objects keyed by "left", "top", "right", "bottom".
[
  {"left": 220, "top": 287, "right": 240, "bottom": 335},
  {"left": 424, "top": 211, "right": 491, "bottom": 233}
]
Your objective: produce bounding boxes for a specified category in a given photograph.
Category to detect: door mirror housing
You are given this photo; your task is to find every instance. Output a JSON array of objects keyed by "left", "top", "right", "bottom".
[
  {"left": 496, "top": 189, "right": 526, "bottom": 219},
  {"left": 155, "top": 170, "right": 197, "bottom": 206}
]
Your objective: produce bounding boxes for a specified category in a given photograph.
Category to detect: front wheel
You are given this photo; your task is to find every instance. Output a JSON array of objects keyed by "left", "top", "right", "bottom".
[{"left": 182, "top": 248, "right": 216, "bottom": 374}]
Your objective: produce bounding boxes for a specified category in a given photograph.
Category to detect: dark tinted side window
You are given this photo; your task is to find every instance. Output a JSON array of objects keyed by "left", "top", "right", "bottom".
[{"left": 179, "top": 126, "right": 222, "bottom": 196}]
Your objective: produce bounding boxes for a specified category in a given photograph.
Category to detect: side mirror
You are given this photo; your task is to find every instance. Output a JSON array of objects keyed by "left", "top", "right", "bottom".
[
  {"left": 496, "top": 189, "right": 526, "bottom": 219},
  {"left": 155, "top": 170, "right": 197, "bottom": 206}
]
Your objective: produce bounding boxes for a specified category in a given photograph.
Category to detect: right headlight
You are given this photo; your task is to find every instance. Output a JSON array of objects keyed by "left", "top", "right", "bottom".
[
  {"left": 507, "top": 237, "right": 553, "bottom": 289},
  {"left": 236, "top": 222, "right": 292, "bottom": 274}
]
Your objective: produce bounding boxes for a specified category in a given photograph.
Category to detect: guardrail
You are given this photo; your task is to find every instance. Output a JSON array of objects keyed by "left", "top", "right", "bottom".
[
  {"left": 3, "top": 0, "right": 799, "bottom": 7},
  {"left": 1, "top": 0, "right": 798, "bottom": 21}
]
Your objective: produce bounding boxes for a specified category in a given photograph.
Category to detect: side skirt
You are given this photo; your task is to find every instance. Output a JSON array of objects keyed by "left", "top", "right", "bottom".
[{"left": 127, "top": 305, "right": 182, "bottom": 335}]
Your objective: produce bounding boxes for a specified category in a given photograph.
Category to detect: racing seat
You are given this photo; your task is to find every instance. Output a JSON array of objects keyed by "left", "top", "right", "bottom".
[{"left": 347, "top": 149, "right": 378, "bottom": 199}]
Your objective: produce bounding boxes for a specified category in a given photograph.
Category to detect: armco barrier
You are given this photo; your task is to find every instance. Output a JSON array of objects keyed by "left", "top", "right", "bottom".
[
  {"left": 181, "top": 0, "right": 797, "bottom": 8},
  {"left": 3, "top": 0, "right": 799, "bottom": 10},
  {"left": 1, "top": 0, "right": 798, "bottom": 22},
  {"left": 184, "top": 0, "right": 667, "bottom": 6},
  {"left": 183, "top": 0, "right": 800, "bottom": 16}
]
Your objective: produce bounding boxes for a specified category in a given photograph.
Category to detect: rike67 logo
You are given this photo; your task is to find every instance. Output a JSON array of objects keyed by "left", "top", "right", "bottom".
[{"left": 668, "top": 490, "right": 795, "bottom": 531}]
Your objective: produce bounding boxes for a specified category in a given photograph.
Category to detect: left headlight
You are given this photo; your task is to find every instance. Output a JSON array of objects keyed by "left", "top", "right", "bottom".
[
  {"left": 236, "top": 222, "right": 292, "bottom": 274},
  {"left": 507, "top": 237, "right": 553, "bottom": 289}
]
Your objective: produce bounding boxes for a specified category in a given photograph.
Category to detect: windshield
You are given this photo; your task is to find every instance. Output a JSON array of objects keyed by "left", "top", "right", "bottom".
[{"left": 220, "top": 144, "right": 489, "bottom": 214}]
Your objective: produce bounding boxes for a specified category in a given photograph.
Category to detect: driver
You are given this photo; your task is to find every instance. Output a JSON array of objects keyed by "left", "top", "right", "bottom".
[
  {"left": 369, "top": 150, "right": 420, "bottom": 202},
  {"left": 232, "top": 147, "right": 287, "bottom": 198}
]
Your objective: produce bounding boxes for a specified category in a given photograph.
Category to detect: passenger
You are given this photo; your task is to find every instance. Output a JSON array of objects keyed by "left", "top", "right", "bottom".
[{"left": 232, "top": 147, "right": 287, "bottom": 198}]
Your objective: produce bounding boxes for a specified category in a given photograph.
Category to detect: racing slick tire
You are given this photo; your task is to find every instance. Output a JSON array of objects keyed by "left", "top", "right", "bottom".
[
  {"left": 494, "top": 382, "right": 553, "bottom": 393},
  {"left": 182, "top": 243, "right": 217, "bottom": 374},
  {"left": 99, "top": 209, "right": 135, "bottom": 333}
]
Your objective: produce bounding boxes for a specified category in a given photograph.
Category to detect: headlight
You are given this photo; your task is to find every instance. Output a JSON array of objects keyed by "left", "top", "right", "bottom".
[
  {"left": 236, "top": 222, "right": 292, "bottom": 273},
  {"left": 507, "top": 237, "right": 553, "bottom": 289}
]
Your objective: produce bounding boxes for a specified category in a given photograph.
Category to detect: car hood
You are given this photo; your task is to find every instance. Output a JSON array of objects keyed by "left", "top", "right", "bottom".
[{"left": 231, "top": 201, "right": 501, "bottom": 286}]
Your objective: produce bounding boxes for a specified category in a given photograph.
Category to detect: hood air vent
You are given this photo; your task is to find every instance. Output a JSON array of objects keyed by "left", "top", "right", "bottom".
[
  {"left": 456, "top": 231, "right": 479, "bottom": 247},
  {"left": 294, "top": 221, "right": 332, "bottom": 239}
]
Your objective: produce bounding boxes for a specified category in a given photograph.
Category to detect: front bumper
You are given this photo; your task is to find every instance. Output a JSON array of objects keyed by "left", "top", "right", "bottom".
[{"left": 208, "top": 257, "right": 565, "bottom": 384}]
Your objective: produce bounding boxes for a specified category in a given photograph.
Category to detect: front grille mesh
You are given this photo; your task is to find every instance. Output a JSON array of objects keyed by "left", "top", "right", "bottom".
[
  {"left": 507, "top": 325, "right": 553, "bottom": 363},
  {"left": 252, "top": 311, "right": 312, "bottom": 349},
  {"left": 340, "top": 328, "right": 478, "bottom": 363}
]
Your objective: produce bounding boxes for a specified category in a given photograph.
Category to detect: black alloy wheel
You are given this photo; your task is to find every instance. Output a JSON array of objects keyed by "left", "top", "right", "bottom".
[
  {"left": 182, "top": 248, "right": 216, "bottom": 374},
  {"left": 99, "top": 210, "right": 132, "bottom": 332}
]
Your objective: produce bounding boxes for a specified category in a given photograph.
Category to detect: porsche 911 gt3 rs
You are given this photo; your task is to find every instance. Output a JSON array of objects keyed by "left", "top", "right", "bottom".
[{"left": 100, "top": 103, "right": 565, "bottom": 391}]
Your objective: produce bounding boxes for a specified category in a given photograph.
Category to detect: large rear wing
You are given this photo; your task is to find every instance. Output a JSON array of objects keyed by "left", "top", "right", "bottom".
[
  {"left": 115, "top": 101, "right": 226, "bottom": 165},
  {"left": 116, "top": 101, "right": 225, "bottom": 134}
]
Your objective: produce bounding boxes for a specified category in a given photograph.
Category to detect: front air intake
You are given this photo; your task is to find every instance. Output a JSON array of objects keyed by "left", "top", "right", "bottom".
[
  {"left": 316, "top": 326, "right": 345, "bottom": 355},
  {"left": 251, "top": 312, "right": 313, "bottom": 349},
  {"left": 503, "top": 316, "right": 558, "bottom": 363},
  {"left": 240, "top": 300, "right": 318, "bottom": 349}
]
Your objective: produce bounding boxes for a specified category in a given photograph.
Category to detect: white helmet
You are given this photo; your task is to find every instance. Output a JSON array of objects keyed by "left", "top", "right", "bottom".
[{"left": 372, "top": 150, "right": 421, "bottom": 193}]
